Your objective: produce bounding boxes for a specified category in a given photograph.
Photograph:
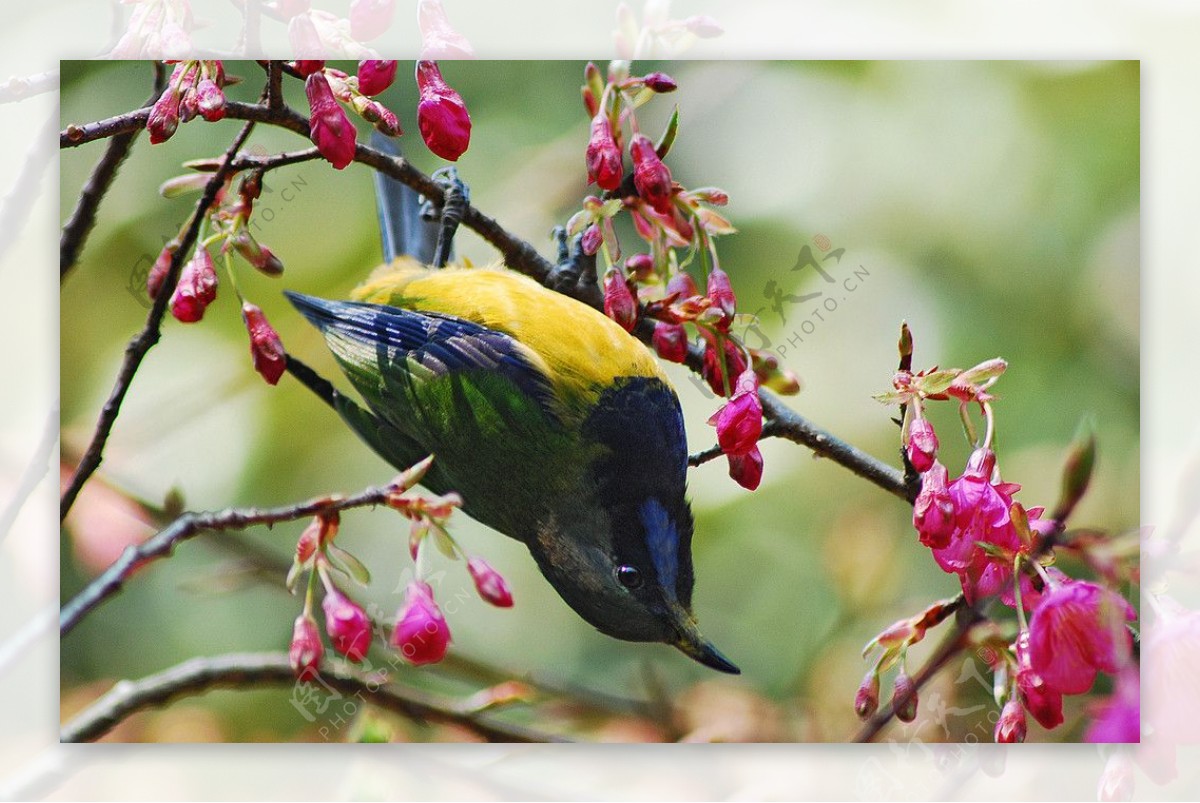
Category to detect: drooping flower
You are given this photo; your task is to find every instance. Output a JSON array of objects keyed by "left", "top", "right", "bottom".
[
  {"left": 585, "top": 114, "right": 624, "bottom": 191},
  {"left": 349, "top": 0, "right": 395, "bottom": 41},
  {"left": 906, "top": 417, "right": 939, "bottom": 473},
  {"left": 642, "top": 71, "right": 677, "bottom": 93},
  {"left": 652, "top": 322, "right": 688, "bottom": 363},
  {"left": 293, "top": 60, "right": 326, "bottom": 77},
  {"left": 357, "top": 59, "right": 398, "bottom": 97},
  {"left": 705, "top": 265, "right": 736, "bottom": 330},
  {"left": 289, "top": 613, "right": 324, "bottom": 680},
  {"left": 169, "top": 249, "right": 218, "bottom": 323},
  {"left": 392, "top": 581, "right": 451, "bottom": 666},
  {"left": 417, "top": 0, "right": 475, "bottom": 59},
  {"left": 146, "top": 241, "right": 178, "bottom": 301},
  {"left": 893, "top": 669, "right": 918, "bottom": 722},
  {"left": 1027, "top": 577, "right": 1136, "bottom": 695},
  {"left": 305, "top": 71, "right": 357, "bottom": 170},
  {"left": 415, "top": 60, "right": 471, "bottom": 161},
  {"left": 912, "top": 462, "right": 955, "bottom": 549},
  {"left": 710, "top": 369, "right": 762, "bottom": 456},
  {"left": 995, "top": 699, "right": 1027, "bottom": 743},
  {"left": 727, "top": 446, "right": 763, "bottom": 491},
  {"left": 701, "top": 335, "right": 748, "bottom": 397},
  {"left": 629, "top": 133, "right": 673, "bottom": 214},
  {"left": 194, "top": 77, "right": 225, "bottom": 122},
  {"left": 146, "top": 85, "right": 182, "bottom": 144},
  {"left": 603, "top": 268, "right": 637, "bottom": 332},
  {"left": 467, "top": 557, "right": 514, "bottom": 608},
  {"left": 854, "top": 669, "right": 880, "bottom": 720},
  {"left": 1014, "top": 628, "right": 1064, "bottom": 730},
  {"left": 321, "top": 586, "right": 372, "bottom": 662},
  {"left": 241, "top": 302, "right": 287, "bottom": 385},
  {"left": 1085, "top": 668, "right": 1140, "bottom": 743}
]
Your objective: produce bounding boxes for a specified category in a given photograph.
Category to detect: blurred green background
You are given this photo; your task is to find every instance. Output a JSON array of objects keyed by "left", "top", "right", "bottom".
[{"left": 59, "top": 60, "right": 1138, "bottom": 742}]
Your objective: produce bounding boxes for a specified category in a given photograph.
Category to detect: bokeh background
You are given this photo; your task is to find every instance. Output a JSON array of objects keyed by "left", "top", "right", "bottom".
[{"left": 59, "top": 59, "right": 1139, "bottom": 743}]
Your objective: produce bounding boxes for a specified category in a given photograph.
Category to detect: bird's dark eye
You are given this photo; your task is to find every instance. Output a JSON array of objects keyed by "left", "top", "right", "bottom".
[{"left": 616, "top": 565, "right": 643, "bottom": 590}]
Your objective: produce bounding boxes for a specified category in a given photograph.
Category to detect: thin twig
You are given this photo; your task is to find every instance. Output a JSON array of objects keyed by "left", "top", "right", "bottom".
[
  {"left": 853, "top": 596, "right": 978, "bottom": 742},
  {"left": 59, "top": 651, "right": 565, "bottom": 743},
  {"left": 61, "top": 71, "right": 167, "bottom": 280},
  {"left": 60, "top": 477, "right": 406, "bottom": 636},
  {"left": 265, "top": 57, "right": 282, "bottom": 110},
  {"left": 60, "top": 107, "right": 151, "bottom": 149},
  {"left": 59, "top": 118, "right": 256, "bottom": 522},
  {"left": 0, "top": 70, "right": 58, "bottom": 104},
  {"left": 688, "top": 443, "right": 723, "bottom": 467}
]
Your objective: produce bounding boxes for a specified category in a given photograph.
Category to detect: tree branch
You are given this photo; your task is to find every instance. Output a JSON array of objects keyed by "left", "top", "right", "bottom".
[
  {"left": 853, "top": 596, "right": 978, "bottom": 742},
  {"left": 61, "top": 72, "right": 167, "bottom": 281},
  {"left": 59, "top": 118, "right": 256, "bottom": 523},
  {"left": 59, "top": 652, "right": 565, "bottom": 743},
  {"left": 61, "top": 107, "right": 151, "bottom": 149},
  {"left": 60, "top": 477, "right": 412, "bottom": 636}
]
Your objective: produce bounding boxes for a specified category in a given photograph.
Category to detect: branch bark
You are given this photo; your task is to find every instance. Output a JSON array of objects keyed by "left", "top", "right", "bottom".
[{"left": 60, "top": 652, "right": 565, "bottom": 743}]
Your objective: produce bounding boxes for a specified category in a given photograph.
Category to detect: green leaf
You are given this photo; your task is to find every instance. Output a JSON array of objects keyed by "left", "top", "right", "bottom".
[
  {"left": 432, "top": 526, "right": 459, "bottom": 560},
  {"left": 655, "top": 106, "right": 680, "bottom": 159},
  {"left": 916, "top": 369, "right": 960, "bottom": 396},
  {"left": 327, "top": 543, "right": 372, "bottom": 586}
]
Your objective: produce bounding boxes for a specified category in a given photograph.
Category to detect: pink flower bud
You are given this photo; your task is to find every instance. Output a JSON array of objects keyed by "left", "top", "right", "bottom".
[
  {"left": 994, "top": 699, "right": 1027, "bottom": 743},
  {"left": 581, "top": 224, "right": 603, "bottom": 256},
  {"left": 293, "top": 60, "right": 325, "bottom": 77},
  {"left": 416, "top": 60, "right": 471, "bottom": 161},
  {"left": 629, "top": 134, "right": 673, "bottom": 215},
  {"left": 1013, "top": 630, "right": 1064, "bottom": 729},
  {"left": 467, "top": 557, "right": 514, "bottom": 608},
  {"left": 418, "top": 0, "right": 475, "bottom": 59},
  {"left": 711, "top": 369, "right": 762, "bottom": 456},
  {"left": 289, "top": 613, "right": 324, "bottom": 680},
  {"left": 357, "top": 59, "right": 398, "bottom": 96},
  {"left": 893, "top": 669, "right": 918, "bottom": 722},
  {"left": 241, "top": 302, "right": 287, "bottom": 385},
  {"left": 667, "top": 270, "right": 699, "bottom": 300},
  {"left": 727, "top": 445, "right": 763, "bottom": 491},
  {"left": 146, "top": 241, "right": 178, "bottom": 300},
  {"left": 305, "top": 72, "right": 357, "bottom": 170},
  {"left": 602, "top": 268, "right": 637, "bottom": 332},
  {"left": 625, "top": 253, "right": 654, "bottom": 281},
  {"left": 855, "top": 670, "right": 880, "bottom": 720},
  {"left": 906, "top": 417, "right": 939, "bottom": 473},
  {"left": 232, "top": 231, "right": 284, "bottom": 276},
  {"left": 195, "top": 77, "right": 226, "bottom": 122},
  {"left": 295, "top": 513, "right": 338, "bottom": 563},
  {"left": 350, "top": 0, "right": 395, "bottom": 41},
  {"left": 585, "top": 114, "right": 623, "bottom": 191},
  {"left": 653, "top": 322, "right": 688, "bottom": 363},
  {"left": 146, "top": 88, "right": 182, "bottom": 144},
  {"left": 322, "top": 586, "right": 372, "bottom": 662},
  {"left": 706, "top": 265, "right": 736, "bottom": 328},
  {"left": 912, "top": 462, "right": 956, "bottom": 549},
  {"left": 642, "top": 71, "right": 677, "bottom": 93},
  {"left": 701, "top": 337, "right": 748, "bottom": 397},
  {"left": 169, "top": 249, "right": 218, "bottom": 323},
  {"left": 392, "top": 581, "right": 451, "bottom": 666}
]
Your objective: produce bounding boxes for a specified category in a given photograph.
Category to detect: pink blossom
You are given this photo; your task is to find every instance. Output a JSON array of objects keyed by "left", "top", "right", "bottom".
[
  {"left": 705, "top": 265, "right": 736, "bottom": 330},
  {"left": 392, "top": 581, "right": 451, "bottom": 666},
  {"left": 169, "top": 250, "right": 217, "bottom": 323},
  {"left": 195, "top": 77, "right": 225, "bottom": 122},
  {"left": 994, "top": 699, "right": 1027, "bottom": 743},
  {"left": 293, "top": 60, "right": 325, "bottom": 77},
  {"left": 357, "top": 60, "right": 398, "bottom": 97},
  {"left": 912, "top": 462, "right": 955, "bottom": 549},
  {"left": 652, "top": 322, "right": 688, "bottom": 363},
  {"left": 711, "top": 369, "right": 761, "bottom": 456},
  {"left": 467, "top": 557, "right": 513, "bottom": 608},
  {"left": 349, "top": 0, "right": 395, "bottom": 42},
  {"left": 1015, "top": 628, "right": 1064, "bottom": 730},
  {"left": 146, "top": 87, "right": 182, "bottom": 144},
  {"left": 906, "top": 417, "right": 939, "bottom": 473},
  {"left": 854, "top": 670, "right": 880, "bottom": 720},
  {"left": 1027, "top": 577, "right": 1136, "bottom": 695},
  {"left": 643, "top": 72, "right": 677, "bottom": 93},
  {"left": 306, "top": 72, "right": 357, "bottom": 170},
  {"left": 289, "top": 613, "right": 323, "bottom": 680},
  {"left": 727, "top": 446, "right": 763, "bottom": 491},
  {"left": 322, "top": 587, "right": 372, "bottom": 662},
  {"left": 146, "top": 242, "right": 178, "bottom": 300},
  {"left": 602, "top": 268, "right": 637, "bottom": 332},
  {"left": 418, "top": 0, "right": 475, "bottom": 59},
  {"left": 893, "top": 669, "right": 918, "bottom": 722},
  {"left": 586, "top": 114, "right": 623, "bottom": 191},
  {"left": 416, "top": 60, "right": 471, "bottom": 161},
  {"left": 629, "top": 133, "right": 673, "bottom": 214},
  {"left": 241, "top": 302, "right": 287, "bottom": 385},
  {"left": 1144, "top": 595, "right": 1200, "bottom": 747},
  {"left": 701, "top": 335, "right": 748, "bottom": 397},
  {"left": 1085, "top": 668, "right": 1140, "bottom": 743}
]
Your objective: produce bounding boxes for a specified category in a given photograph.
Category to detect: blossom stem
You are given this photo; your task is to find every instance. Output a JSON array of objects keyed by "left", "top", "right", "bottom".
[
  {"left": 1013, "top": 554, "right": 1029, "bottom": 631},
  {"left": 959, "top": 402, "right": 979, "bottom": 448},
  {"left": 982, "top": 401, "right": 996, "bottom": 449}
]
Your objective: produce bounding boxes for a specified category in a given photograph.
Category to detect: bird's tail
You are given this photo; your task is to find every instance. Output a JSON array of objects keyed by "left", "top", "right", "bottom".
[{"left": 371, "top": 131, "right": 443, "bottom": 265}]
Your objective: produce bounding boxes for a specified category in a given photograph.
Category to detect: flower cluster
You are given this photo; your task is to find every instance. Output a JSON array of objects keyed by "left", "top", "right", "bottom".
[
  {"left": 859, "top": 326, "right": 1139, "bottom": 742},
  {"left": 146, "top": 60, "right": 227, "bottom": 144},
  {"left": 149, "top": 164, "right": 288, "bottom": 386},
  {"left": 286, "top": 457, "right": 514, "bottom": 680},
  {"left": 571, "top": 62, "right": 799, "bottom": 491}
]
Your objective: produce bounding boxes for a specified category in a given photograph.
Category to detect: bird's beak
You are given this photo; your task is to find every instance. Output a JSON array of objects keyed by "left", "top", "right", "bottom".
[{"left": 671, "top": 608, "right": 740, "bottom": 675}]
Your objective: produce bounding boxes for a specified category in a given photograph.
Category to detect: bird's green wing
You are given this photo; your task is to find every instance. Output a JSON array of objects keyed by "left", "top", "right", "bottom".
[{"left": 286, "top": 291, "right": 586, "bottom": 539}]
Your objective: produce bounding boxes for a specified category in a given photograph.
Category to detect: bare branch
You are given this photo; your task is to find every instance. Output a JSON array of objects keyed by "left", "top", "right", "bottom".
[
  {"left": 59, "top": 118, "right": 257, "bottom": 522},
  {"left": 61, "top": 69, "right": 168, "bottom": 280},
  {"left": 61, "top": 107, "right": 151, "bottom": 149},
  {"left": 60, "top": 477, "right": 409, "bottom": 636},
  {"left": 60, "top": 652, "right": 565, "bottom": 743}
]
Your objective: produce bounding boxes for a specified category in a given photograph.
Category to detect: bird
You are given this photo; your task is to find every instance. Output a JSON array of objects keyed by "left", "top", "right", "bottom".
[{"left": 283, "top": 138, "right": 738, "bottom": 674}]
